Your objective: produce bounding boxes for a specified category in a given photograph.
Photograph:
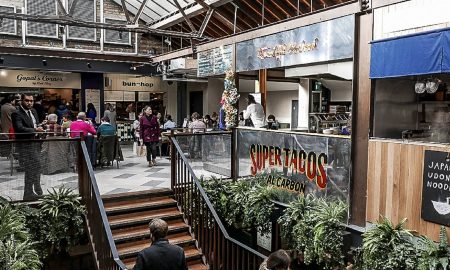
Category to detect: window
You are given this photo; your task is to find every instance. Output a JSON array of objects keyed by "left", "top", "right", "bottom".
[
  {"left": 26, "top": 0, "right": 58, "bottom": 38},
  {"left": 104, "top": 18, "right": 131, "bottom": 45},
  {"left": 67, "top": 0, "right": 96, "bottom": 41}
]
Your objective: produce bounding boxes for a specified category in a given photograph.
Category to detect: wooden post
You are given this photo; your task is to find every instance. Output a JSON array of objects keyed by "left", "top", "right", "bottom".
[
  {"left": 350, "top": 12, "right": 373, "bottom": 226},
  {"left": 258, "top": 69, "right": 267, "bottom": 113}
]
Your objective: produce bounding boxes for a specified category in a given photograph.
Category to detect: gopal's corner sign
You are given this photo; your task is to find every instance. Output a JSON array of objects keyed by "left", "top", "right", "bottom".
[
  {"left": 0, "top": 70, "right": 81, "bottom": 89},
  {"left": 236, "top": 15, "right": 354, "bottom": 72},
  {"left": 421, "top": 150, "right": 450, "bottom": 226}
]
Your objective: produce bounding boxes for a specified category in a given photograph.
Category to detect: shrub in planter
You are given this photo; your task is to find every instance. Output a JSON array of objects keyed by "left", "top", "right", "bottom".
[
  {"left": 313, "top": 198, "right": 348, "bottom": 270},
  {"left": 417, "top": 226, "right": 450, "bottom": 270},
  {"left": 242, "top": 184, "right": 275, "bottom": 235},
  {"left": 361, "top": 217, "right": 418, "bottom": 270},
  {"left": 38, "top": 187, "right": 86, "bottom": 258},
  {"left": 278, "top": 195, "right": 315, "bottom": 249},
  {"left": 0, "top": 204, "right": 41, "bottom": 270}
]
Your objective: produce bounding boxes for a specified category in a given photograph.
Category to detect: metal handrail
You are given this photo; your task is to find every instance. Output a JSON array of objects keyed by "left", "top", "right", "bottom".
[
  {"left": 170, "top": 135, "right": 267, "bottom": 260},
  {"left": 79, "top": 142, "right": 127, "bottom": 270}
]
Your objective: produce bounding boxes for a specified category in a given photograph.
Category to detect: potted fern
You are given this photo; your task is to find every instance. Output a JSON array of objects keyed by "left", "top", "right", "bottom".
[
  {"left": 0, "top": 203, "right": 41, "bottom": 270},
  {"left": 360, "top": 217, "right": 418, "bottom": 270},
  {"left": 417, "top": 226, "right": 450, "bottom": 270}
]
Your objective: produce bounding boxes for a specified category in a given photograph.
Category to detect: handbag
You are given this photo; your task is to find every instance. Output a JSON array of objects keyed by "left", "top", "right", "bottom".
[{"left": 138, "top": 144, "right": 147, "bottom": 157}]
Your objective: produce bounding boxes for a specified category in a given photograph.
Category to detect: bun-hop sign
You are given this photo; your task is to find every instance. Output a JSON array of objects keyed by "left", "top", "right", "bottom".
[{"left": 421, "top": 150, "right": 450, "bottom": 226}]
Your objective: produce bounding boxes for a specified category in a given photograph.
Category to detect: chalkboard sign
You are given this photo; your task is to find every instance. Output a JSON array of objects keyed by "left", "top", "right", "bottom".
[
  {"left": 197, "top": 44, "right": 233, "bottom": 77},
  {"left": 421, "top": 150, "right": 450, "bottom": 226},
  {"left": 197, "top": 50, "right": 214, "bottom": 77}
]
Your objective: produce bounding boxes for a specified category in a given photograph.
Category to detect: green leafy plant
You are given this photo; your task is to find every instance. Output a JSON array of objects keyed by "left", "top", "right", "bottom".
[
  {"left": 0, "top": 204, "right": 41, "bottom": 270},
  {"left": 278, "top": 195, "right": 311, "bottom": 249},
  {"left": 417, "top": 226, "right": 450, "bottom": 270},
  {"left": 292, "top": 194, "right": 320, "bottom": 265},
  {"left": 313, "top": 198, "right": 348, "bottom": 270},
  {"left": 39, "top": 187, "right": 85, "bottom": 256},
  {"left": 0, "top": 238, "right": 41, "bottom": 270},
  {"left": 362, "top": 217, "right": 418, "bottom": 270},
  {"left": 242, "top": 184, "right": 275, "bottom": 234}
]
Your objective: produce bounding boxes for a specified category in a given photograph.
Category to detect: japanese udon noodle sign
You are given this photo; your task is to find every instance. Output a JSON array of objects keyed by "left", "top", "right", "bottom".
[
  {"left": 421, "top": 150, "right": 450, "bottom": 226},
  {"left": 237, "top": 129, "right": 351, "bottom": 203}
]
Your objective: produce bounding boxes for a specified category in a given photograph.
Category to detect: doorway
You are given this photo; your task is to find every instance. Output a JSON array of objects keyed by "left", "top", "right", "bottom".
[
  {"left": 291, "top": 100, "right": 298, "bottom": 129},
  {"left": 189, "top": 91, "right": 203, "bottom": 116}
]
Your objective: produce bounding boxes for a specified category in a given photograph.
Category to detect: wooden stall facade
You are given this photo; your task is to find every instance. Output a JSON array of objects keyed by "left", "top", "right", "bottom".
[{"left": 366, "top": 139, "right": 450, "bottom": 242}]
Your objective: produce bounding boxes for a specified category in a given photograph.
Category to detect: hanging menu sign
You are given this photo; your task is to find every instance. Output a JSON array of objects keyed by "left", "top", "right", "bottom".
[
  {"left": 104, "top": 91, "right": 123, "bottom": 101},
  {"left": 197, "top": 44, "right": 233, "bottom": 77},
  {"left": 421, "top": 150, "right": 450, "bottom": 226}
]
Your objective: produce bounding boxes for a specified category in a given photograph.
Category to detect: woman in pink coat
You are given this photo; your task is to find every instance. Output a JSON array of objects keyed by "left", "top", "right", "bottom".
[{"left": 139, "top": 106, "right": 160, "bottom": 167}]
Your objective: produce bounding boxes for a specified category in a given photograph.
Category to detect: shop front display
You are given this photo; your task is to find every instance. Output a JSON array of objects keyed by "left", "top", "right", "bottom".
[
  {"left": 236, "top": 128, "right": 351, "bottom": 206},
  {"left": 368, "top": 27, "right": 450, "bottom": 240}
]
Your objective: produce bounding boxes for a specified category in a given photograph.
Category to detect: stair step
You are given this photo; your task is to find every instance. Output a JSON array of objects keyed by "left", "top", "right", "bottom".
[
  {"left": 108, "top": 207, "right": 182, "bottom": 228},
  {"left": 105, "top": 197, "right": 177, "bottom": 215},
  {"left": 122, "top": 247, "right": 206, "bottom": 269},
  {"left": 112, "top": 221, "right": 189, "bottom": 243},
  {"left": 117, "top": 232, "right": 195, "bottom": 258},
  {"left": 101, "top": 188, "right": 172, "bottom": 203}
]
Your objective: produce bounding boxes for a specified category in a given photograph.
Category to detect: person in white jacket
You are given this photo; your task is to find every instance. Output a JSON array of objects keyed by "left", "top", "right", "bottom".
[{"left": 243, "top": 94, "right": 267, "bottom": 128}]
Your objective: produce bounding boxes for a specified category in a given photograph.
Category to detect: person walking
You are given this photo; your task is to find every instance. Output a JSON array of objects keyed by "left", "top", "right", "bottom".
[
  {"left": 243, "top": 94, "right": 267, "bottom": 128},
  {"left": 139, "top": 106, "right": 160, "bottom": 167},
  {"left": 11, "top": 94, "right": 45, "bottom": 200},
  {"left": 86, "top": 103, "right": 97, "bottom": 124},
  {"left": 133, "top": 218, "right": 187, "bottom": 270}
]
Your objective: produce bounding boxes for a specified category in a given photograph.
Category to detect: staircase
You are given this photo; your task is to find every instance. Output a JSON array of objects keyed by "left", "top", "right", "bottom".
[{"left": 102, "top": 188, "right": 208, "bottom": 270}]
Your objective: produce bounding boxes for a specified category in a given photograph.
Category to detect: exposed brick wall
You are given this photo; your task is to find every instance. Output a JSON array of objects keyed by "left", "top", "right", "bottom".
[{"left": 0, "top": 0, "right": 163, "bottom": 57}]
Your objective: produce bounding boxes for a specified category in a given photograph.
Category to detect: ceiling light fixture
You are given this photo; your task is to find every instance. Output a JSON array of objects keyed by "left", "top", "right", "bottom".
[
  {"left": 87, "top": 62, "right": 92, "bottom": 68},
  {"left": 42, "top": 59, "right": 47, "bottom": 66}
]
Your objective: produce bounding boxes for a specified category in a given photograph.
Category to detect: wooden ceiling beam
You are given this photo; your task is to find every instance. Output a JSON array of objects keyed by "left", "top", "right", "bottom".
[
  {"left": 219, "top": 4, "right": 254, "bottom": 30},
  {"left": 207, "top": 15, "right": 233, "bottom": 36},
  {"left": 253, "top": 0, "right": 282, "bottom": 22},
  {"left": 191, "top": 15, "right": 226, "bottom": 38},
  {"left": 228, "top": 2, "right": 260, "bottom": 28},
  {"left": 269, "top": 0, "right": 292, "bottom": 19},
  {"left": 237, "top": 0, "right": 270, "bottom": 25},
  {"left": 286, "top": 0, "right": 311, "bottom": 15}
]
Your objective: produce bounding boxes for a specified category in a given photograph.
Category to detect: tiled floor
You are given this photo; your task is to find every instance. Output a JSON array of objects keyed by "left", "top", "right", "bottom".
[
  {"left": 0, "top": 144, "right": 228, "bottom": 201},
  {"left": 94, "top": 146, "right": 172, "bottom": 195}
]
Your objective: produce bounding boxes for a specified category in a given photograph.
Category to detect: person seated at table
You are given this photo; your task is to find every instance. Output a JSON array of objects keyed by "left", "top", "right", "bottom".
[
  {"left": 44, "top": 113, "right": 62, "bottom": 136},
  {"left": 69, "top": 112, "right": 96, "bottom": 138},
  {"left": 267, "top": 114, "right": 280, "bottom": 130},
  {"left": 97, "top": 116, "right": 116, "bottom": 137},
  {"left": 61, "top": 113, "right": 72, "bottom": 131},
  {"left": 163, "top": 114, "right": 176, "bottom": 130}
]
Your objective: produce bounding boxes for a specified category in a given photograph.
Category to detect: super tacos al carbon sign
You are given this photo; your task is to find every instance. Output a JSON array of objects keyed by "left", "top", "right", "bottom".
[{"left": 237, "top": 129, "right": 351, "bottom": 202}]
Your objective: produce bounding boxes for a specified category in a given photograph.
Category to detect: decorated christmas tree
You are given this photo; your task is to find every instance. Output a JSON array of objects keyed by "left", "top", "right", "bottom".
[{"left": 221, "top": 69, "right": 240, "bottom": 128}]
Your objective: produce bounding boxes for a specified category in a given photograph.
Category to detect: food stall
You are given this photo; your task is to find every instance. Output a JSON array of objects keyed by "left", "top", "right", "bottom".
[
  {"left": 368, "top": 28, "right": 450, "bottom": 240},
  {"left": 104, "top": 74, "right": 166, "bottom": 141}
]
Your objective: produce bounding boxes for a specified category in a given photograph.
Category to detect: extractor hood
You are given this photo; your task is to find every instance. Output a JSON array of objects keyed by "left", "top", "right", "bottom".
[{"left": 285, "top": 61, "right": 353, "bottom": 80}]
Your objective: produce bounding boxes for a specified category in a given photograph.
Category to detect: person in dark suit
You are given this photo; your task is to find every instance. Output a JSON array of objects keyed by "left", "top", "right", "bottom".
[
  {"left": 133, "top": 218, "right": 187, "bottom": 270},
  {"left": 12, "top": 94, "right": 44, "bottom": 200}
]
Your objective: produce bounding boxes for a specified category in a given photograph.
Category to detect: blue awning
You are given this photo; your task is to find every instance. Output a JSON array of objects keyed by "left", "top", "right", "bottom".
[{"left": 370, "top": 28, "right": 450, "bottom": 79}]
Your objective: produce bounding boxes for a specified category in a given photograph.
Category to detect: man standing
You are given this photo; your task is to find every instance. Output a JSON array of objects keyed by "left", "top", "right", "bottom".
[
  {"left": 12, "top": 94, "right": 44, "bottom": 200},
  {"left": 133, "top": 218, "right": 187, "bottom": 270}
]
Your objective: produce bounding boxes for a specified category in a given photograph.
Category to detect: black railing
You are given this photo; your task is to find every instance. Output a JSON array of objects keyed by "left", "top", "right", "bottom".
[
  {"left": 78, "top": 141, "right": 126, "bottom": 270},
  {"left": 170, "top": 132, "right": 267, "bottom": 270}
]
